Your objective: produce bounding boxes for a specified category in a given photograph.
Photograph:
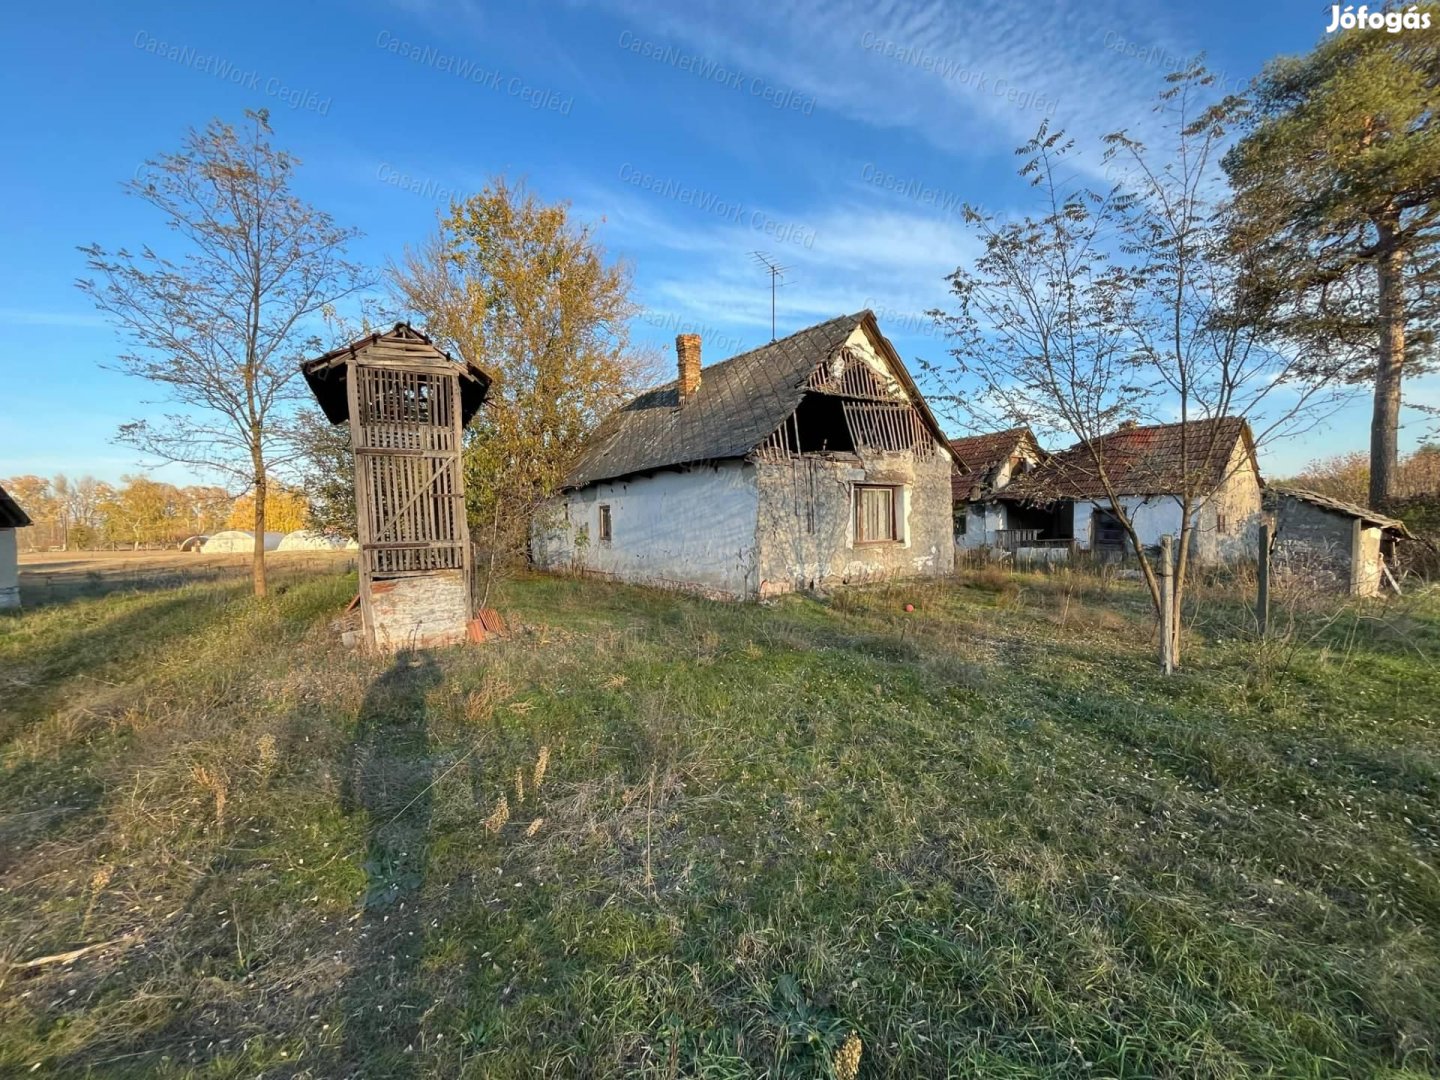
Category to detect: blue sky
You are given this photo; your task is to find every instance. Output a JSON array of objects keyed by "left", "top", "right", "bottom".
[{"left": 2, "top": 0, "right": 1434, "bottom": 486}]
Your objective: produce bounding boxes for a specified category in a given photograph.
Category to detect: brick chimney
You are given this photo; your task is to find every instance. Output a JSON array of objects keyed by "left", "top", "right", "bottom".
[{"left": 676, "top": 334, "right": 701, "bottom": 403}]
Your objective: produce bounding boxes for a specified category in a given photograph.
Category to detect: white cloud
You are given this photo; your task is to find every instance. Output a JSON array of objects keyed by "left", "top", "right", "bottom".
[
  {"left": 589, "top": 0, "right": 1189, "bottom": 181},
  {"left": 576, "top": 176, "right": 979, "bottom": 352}
]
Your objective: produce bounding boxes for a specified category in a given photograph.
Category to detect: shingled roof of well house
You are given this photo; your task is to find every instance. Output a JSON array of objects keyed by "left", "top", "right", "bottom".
[
  {"left": 998, "top": 417, "right": 1255, "bottom": 502},
  {"left": 564, "top": 311, "right": 908, "bottom": 489}
]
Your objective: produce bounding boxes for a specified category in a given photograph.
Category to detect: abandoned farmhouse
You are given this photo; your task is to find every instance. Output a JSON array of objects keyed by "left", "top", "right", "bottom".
[
  {"left": 953, "top": 417, "right": 1264, "bottom": 565},
  {"left": 530, "top": 311, "right": 956, "bottom": 598}
]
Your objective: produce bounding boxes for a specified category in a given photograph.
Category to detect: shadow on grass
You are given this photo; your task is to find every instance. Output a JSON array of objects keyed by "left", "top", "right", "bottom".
[
  {"left": 338, "top": 650, "right": 442, "bottom": 1078},
  {"left": 0, "top": 587, "right": 241, "bottom": 751}
]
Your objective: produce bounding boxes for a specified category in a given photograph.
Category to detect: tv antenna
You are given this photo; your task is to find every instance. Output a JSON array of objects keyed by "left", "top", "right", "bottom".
[{"left": 751, "top": 251, "right": 791, "bottom": 342}]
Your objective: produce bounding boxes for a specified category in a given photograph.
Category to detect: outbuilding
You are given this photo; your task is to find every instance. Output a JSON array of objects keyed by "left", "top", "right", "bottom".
[
  {"left": 201, "top": 530, "right": 285, "bottom": 554},
  {"left": 1264, "top": 486, "right": 1412, "bottom": 596},
  {"left": 955, "top": 418, "right": 1264, "bottom": 565},
  {"left": 0, "top": 483, "right": 32, "bottom": 610}
]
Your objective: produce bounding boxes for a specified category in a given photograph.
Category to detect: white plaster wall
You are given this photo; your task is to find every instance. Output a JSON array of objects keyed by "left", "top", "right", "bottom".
[
  {"left": 532, "top": 461, "right": 760, "bottom": 597},
  {"left": 840, "top": 325, "right": 905, "bottom": 391},
  {"left": 1357, "top": 525, "right": 1383, "bottom": 596},
  {"left": 0, "top": 529, "right": 18, "bottom": 609},
  {"left": 956, "top": 503, "right": 1010, "bottom": 549},
  {"left": 1070, "top": 458, "right": 1261, "bottom": 564},
  {"left": 756, "top": 453, "right": 954, "bottom": 595},
  {"left": 1072, "top": 496, "right": 1186, "bottom": 551}
]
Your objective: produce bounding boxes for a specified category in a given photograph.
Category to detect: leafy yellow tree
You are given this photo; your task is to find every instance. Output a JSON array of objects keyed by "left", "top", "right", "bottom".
[
  {"left": 389, "top": 178, "right": 656, "bottom": 556},
  {"left": 1, "top": 476, "right": 54, "bottom": 551},
  {"left": 99, "top": 476, "right": 187, "bottom": 549},
  {"left": 226, "top": 484, "right": 309, "bottom": 533},
  {"left": 1282, "top": 443, "right": 1440, "bottom": 502},
  {"left": 180, "top": 485, "right": 233, "bottom": 535}
]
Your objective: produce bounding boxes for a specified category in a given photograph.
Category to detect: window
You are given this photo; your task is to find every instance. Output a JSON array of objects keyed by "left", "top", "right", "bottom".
[
  {"left": 597, "top": 504, "right": 612, "bottom": 544},
  {"left": 855, "top": 485, "right": 898, "bottom": 543},
  {"left": 1216, "top": 511, "right": 1228, "bottom": 532},
  {"left": 1092, "top": 508, "right": 1126, "bottom": 549},
  {"left": 954, "top": 505, "right": 968, "bottom": 536}
]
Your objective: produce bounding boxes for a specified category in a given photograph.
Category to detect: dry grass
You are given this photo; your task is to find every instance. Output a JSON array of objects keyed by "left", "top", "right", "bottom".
[{"left": 1, "top": 568, "right": 1437, "bottom": 1077}]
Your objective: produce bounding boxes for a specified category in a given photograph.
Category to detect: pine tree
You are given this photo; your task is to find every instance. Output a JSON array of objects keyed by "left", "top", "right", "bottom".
[{"left": 1223, "top": 13, "right": 1440, "bottom": 505}]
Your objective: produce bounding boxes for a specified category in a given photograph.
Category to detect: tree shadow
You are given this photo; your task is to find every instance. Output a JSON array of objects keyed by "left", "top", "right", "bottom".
[{"left": 339, "top": 650, "right": 442, "bottom": 1077}]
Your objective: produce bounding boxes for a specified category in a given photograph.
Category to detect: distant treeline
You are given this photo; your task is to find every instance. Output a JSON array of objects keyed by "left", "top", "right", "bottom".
[{"left": 3, "top": 473, "right": 309, "bottom": 551}]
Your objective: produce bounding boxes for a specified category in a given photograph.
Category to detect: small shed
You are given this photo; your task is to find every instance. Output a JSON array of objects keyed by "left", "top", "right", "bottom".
[
  {"left": 1265, "top": 486, "right": 1413, "bottom": 596},
  {"left": 0, "top": 483, "right": 32, "bottom": 610},
  {"left": 302, "top": 323, "right": 491, "bottom": 650}
]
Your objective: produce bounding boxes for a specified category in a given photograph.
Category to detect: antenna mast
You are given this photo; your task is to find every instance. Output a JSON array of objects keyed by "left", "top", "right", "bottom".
[{"left": 750, "top": 251, "right": 791, "bottom": 342}]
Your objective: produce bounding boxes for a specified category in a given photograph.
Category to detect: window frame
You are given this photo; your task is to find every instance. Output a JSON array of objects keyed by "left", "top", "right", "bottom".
[
  {"left": 854, "top": 484, "right": 900, "bottom": 544},
  {"left": 597, "top": 504, "right": 613, "bottom": 544}
]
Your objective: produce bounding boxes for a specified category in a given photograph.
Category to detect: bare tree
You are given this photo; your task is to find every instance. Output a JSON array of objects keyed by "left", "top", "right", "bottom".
[
  {"left": 930, "top": 68, "right": 1348, "bottom": 667},
  {"left": 78, "top": 110, "right": 367, "bottom": 595}
]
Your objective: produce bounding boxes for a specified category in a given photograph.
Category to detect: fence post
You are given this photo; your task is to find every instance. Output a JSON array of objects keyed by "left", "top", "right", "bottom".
[
  {"left": 1159, "top": 533, "right": 1174, "bottom": 675},
  {"left": 1256, "top": 523, "right": 1270, "bottom": 638}
]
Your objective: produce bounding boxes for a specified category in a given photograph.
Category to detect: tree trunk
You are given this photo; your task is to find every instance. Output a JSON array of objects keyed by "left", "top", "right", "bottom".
[
  {"left": 252, "top": 459, "right": 268, "bottom": 598},
  {"left": 1370, "top": 215, "right": 1406, "bottom": 508}
]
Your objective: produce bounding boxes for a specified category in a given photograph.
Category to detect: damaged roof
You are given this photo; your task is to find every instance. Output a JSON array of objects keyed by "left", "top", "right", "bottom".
[
  {"left": 949, "top": 427, "right": 1040, "bottom": 500},
  {"left": 997, "top": 417, "right": 1256, "bottom": 502},
  {"left": 0, "top": 484, "right": 32, "bottom": 529},
  {"left": 301, "top": 323, "right": 492, "bottom": 427},
  {"left": 563, "top": 311, "right": 945, "bottom": 490},
  {"left": 1265, "top": 485, "right": 1414, "bottom": 537}
]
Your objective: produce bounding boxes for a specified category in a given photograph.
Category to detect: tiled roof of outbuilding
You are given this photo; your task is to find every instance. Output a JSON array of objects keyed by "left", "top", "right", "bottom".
[
  {"left": 998, "top": 417, "right": 1256, "bottom": 502},
  {"left": 949, "top": 427, "right": 1040, "bottom": 500}
]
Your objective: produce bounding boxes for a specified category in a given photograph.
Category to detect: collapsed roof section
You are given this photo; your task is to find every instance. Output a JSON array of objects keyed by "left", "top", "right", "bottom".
[{"left": 562, "top": 310, "right": 950, "bottom": 490}]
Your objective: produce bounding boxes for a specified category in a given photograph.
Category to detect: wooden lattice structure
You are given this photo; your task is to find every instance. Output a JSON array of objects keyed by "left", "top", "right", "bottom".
[
  {"left": 303, "top": 324, "right": 491, "bottom": 650},
  {"left": 756, "top": 345, "right": 941, "bottom": 461}
]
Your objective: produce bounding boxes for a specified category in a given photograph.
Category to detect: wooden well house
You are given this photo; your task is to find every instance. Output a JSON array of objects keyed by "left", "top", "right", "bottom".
[{"left": 302, "top": 324, "right": 491, "bottom": 650}]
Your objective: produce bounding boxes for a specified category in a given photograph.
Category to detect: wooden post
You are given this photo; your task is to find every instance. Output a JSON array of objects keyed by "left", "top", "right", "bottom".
[
  {"left": 1159, "top": 533, "right": 1174, "bottom": 675},
  {"left": 1256, "top": 523, "right": 1270, "bottom": 637},
  {"left": 1349, "top": 517, "right": 1364, "bottom": 596}
]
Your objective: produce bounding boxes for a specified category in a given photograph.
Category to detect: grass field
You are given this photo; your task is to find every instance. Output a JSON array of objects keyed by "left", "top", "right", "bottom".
[
  {"left": 1, "top": 567, "right": 1437, "bottom": 1078},
  {"left": 17, "top": 550, "right": 357, "bottom": 605}
]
